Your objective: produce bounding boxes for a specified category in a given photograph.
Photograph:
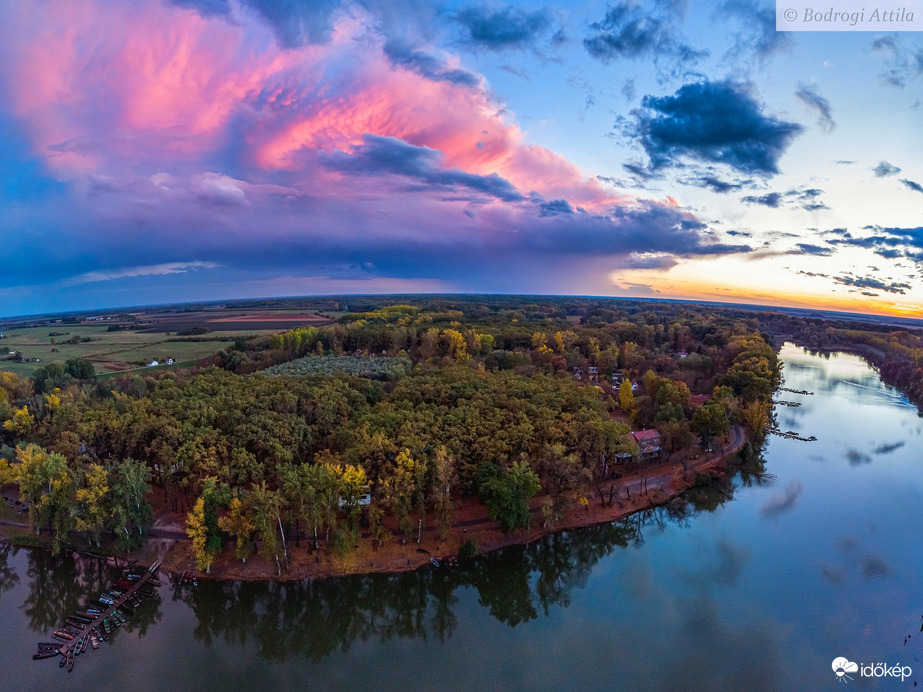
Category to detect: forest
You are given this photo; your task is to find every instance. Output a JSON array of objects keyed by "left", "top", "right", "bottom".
[{"left": 0, "top": 297, "right": 784, "bottom": 574}]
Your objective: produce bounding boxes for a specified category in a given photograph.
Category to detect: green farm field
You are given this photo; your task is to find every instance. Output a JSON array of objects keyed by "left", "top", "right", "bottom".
[{"left": 0, "top": 324, "right": 275, "bottom": 376}]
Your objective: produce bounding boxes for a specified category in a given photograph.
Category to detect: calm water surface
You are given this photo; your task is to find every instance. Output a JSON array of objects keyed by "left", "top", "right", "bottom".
[{"left": 2, "top": 344, "right": 922, "bottom": 691}]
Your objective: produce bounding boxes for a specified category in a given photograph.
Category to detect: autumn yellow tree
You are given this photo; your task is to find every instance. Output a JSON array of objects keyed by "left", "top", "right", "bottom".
[
  {"left": 442, "top": 329, "right": 468, "bottom": 363},
  {"left": 336, "top": 463, "right": 368, "bottom": 526},
  {"left": 3, "top": 405, "right": 35, "bottom": 436},
  {"left": 186, "top": 497, "right": 212, "bottom": 573},
  {"left": 218, "top": 496, "right": 254, "bottom": 563},
  {"left": 75, "top": 463, "right": 108, "bottom": 547}
]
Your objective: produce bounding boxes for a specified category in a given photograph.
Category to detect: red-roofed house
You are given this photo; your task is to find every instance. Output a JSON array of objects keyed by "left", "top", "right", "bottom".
[{"left": 631, "top": 429, "right": 662, "bottom": 462}]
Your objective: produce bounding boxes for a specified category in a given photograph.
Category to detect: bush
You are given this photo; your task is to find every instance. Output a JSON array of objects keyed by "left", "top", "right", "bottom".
[{"left": 459, "top": 538, "right": 479, "bottom": 560}]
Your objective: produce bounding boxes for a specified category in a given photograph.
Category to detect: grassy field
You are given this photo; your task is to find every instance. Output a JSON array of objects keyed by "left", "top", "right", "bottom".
[{"left": 0, "top": 324, "right": 275, "bottom": 376}]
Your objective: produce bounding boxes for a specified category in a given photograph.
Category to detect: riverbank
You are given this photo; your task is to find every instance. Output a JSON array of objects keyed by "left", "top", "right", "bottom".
[
  {"left": 0, "top": 426, "right": 747, "bottom": 582},
  {"left": 162, "top": 425, "right": 748, "bottom": 581}
]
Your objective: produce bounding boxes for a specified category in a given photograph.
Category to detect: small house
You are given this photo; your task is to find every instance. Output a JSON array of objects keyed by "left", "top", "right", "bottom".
[{"left": 631, "top": 429, "right": 662, "bottom": 462}]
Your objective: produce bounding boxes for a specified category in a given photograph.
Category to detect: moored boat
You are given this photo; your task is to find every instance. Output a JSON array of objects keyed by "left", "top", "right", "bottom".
[{"left": 33, "top": 650, "right": 61, "bottom": 660}]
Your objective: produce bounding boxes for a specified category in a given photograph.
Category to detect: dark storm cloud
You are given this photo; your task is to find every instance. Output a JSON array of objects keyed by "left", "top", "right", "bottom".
[
  {"left": 741, "top": 192, "right": 782, "bottom": 207},
  {"left": 833, "top": 274, "right": 912, "bottom": 294},
  {"left": 455, "top": 5, "right": 557, "bottom": 50},
  {"left": 631, "top": 81, "right": 803, "bottom": 175},
  {"left": 900, "top": 178, "right": 923, "bottom": 194},
  {"left": 794, "top": 82, "right": 835, "bottom": 132},
  {"left": 872, "top": 160, "right": 901, "bottom": 177},
  {"left": 324, "top": 134, "right": 525, "bottom": 202},
  {"left": 584, "top": 1, "right": 706, "bottom": 76},
  {"left": 383, "top": 40, "right": 480, "bottom": 87},
  {"left": 796, "top": 243, "right": 834, "bottom": 256}
]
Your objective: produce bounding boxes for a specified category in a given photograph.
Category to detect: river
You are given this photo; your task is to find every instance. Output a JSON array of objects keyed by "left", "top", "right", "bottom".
[{"left": 2, "top": 344, "right": 921, "bottom": 691}]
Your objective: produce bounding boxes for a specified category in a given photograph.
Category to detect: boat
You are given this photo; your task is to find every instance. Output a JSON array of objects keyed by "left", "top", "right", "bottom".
[
  {"left": 81, "top": 634, "right": 90, "bottom": 654},
  {"left": 90, "top": 634, "right": 99, "bottom": 650},
  {"left": 66, "top": 648, "right": 75, "bottom": 671},
  {"left": 430, "top": 557, "right": 440, "bottom": 567},
  {"left": 59, "top": 651, "right": 67, "bottom": 668},
  {"left": 33, "top": 650, "right": 61, "bottom": 660},
  {"left": 53, "top": 631, "right": 74, "bottom": 642}
]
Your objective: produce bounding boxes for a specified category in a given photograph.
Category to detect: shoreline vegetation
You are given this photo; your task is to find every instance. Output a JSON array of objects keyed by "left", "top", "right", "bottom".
[
  {"left": 0, "top": 424, "right": 747, "bottom": 581},
  {"left": 0, "top": 296, "right": 803, "bottom": 581}
]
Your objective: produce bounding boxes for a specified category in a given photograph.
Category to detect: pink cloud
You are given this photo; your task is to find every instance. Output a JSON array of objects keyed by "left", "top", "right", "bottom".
[{"left": 0, "top": 0, "right": 621, "bottom": 211}]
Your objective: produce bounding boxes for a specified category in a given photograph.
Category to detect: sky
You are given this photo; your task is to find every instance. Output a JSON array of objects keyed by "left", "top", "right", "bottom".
[{"left": 1, "top": 0, "right": 922, "bottom": 318}]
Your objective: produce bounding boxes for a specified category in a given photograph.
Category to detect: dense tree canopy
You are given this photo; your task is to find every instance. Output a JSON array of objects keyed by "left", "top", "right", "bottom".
[{"left": 0, "top": 296, "right": 791, "bottom": 564}]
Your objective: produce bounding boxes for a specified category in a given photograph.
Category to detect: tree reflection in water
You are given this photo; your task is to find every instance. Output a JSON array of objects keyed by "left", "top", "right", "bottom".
[
  {"left": 22, "top": 550, "right": 163, "bottom": 636},
  {"left": 0, "top": 544, "right": 20, "bottom": 605},
  {"left": 170, "top": 450, "right": 762, "bottom": 661}
]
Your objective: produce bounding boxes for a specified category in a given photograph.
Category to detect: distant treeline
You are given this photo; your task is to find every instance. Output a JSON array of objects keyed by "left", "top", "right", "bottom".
[{"left": 757, "top": 311, "right": 923, "bottom": 407}]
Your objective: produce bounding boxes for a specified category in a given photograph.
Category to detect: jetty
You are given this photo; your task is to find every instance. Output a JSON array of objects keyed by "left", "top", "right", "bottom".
[
  {"left": 35, "top": 559, "right": 162, "bottom": 671},
  {"left": 778, "top": 387, "right": 813, "bottom": 395},
  {"left": 765, "top": 427, "right": 817, "bottom": 442},
  {"left": 771, "top": 400, "right": 802, "bottom": 407}
]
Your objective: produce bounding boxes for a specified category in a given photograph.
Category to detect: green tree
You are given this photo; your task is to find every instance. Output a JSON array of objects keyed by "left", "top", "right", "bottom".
[
  {"left": 431, "top": 447, "right": 456, "bottom": 540},
  {"left": 250, "top": 481, "right": 286, "bottom": 574},
  {"left": 479, "top": 460, "right": 541, "bottom": 532},
  {"left": 64, "top": 357, "right": 96, "bottom": 380},
  {"left": 382, "top": 449, "right": 417, "bottom": 543},
  {"left": 107, "top": 458, "right": 153, "bottom": 550},
  {"left": 538, "top": 444, "right": 590, "bottom": 524}
]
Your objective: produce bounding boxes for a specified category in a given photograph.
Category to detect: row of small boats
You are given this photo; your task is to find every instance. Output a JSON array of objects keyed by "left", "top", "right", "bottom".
[{"left": 34, "top": 564, "right": 161, "bottom": 672}]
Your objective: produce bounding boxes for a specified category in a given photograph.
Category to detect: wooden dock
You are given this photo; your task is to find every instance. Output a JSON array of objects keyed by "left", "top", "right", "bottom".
[
  {"left": 54, "top": 559, "right": 162, "bottom": 660},
  {"left": 765, "top": 427, "right": 816, "bottom": 442}
]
